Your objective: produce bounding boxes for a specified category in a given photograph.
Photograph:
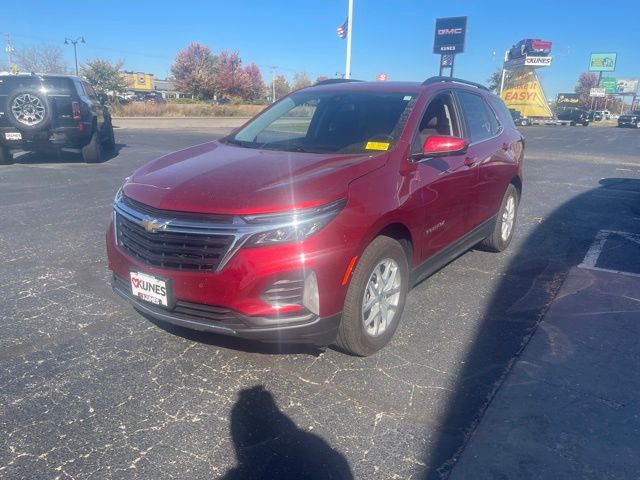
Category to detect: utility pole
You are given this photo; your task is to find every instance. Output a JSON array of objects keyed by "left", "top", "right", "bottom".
[
  {"left": 345, "top": 0, "right": 353, "bottom": 79},
  {"left": 499, "top": 50, "right": 509, "bottom": 95},
  {"left": 267, "top": 66, "right": 277, "bottom": 103},
  {"left": 64, "top": 36, "right": 85, "bottom": 75},
  {"left": 4, "top": 33, "right": 15, "bottom": 71}
]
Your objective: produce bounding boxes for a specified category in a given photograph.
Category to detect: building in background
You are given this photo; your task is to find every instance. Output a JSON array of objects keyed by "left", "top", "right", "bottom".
[{"left": 121, "top": 71, "right": 190, "bottom": 99}]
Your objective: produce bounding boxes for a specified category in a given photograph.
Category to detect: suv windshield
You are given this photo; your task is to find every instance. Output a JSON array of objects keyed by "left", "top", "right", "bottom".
[{"left": 226, "top": 90, "right": 416, "bottom": 154}]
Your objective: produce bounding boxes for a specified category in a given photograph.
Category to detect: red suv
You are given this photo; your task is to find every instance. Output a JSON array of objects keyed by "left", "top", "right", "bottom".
[{"left": 106, "top": 77, "right": 524, "bottom": 356}]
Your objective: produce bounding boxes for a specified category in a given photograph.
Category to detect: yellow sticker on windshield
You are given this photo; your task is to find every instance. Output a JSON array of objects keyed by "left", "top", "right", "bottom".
[{"left": 365, "top": 141, "right": 390, "bottom": 151}]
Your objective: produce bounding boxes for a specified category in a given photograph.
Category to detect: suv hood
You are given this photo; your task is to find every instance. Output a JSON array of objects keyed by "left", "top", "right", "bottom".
[{"left": 123, "top": 141, "right": 387, "bottom": 215}]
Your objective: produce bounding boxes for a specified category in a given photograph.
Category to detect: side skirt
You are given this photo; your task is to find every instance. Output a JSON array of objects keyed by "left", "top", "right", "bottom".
[{"left": 410, "top": 215, "right": 497, "bottom": 287}]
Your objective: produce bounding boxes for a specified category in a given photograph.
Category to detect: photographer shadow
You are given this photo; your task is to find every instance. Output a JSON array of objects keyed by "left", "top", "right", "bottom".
[{"left": 221, "top": 385, "right": 353, "bottom": 480}]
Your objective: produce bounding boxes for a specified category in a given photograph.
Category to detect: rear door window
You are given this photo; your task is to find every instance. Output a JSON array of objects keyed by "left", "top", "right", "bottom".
[{"left": 457, "top": 90, "right": 502, "bottom": 142}]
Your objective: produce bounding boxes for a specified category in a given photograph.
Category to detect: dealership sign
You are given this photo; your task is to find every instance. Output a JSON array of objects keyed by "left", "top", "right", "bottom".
[
  {"left": 504, "top": 55, "right": 552, "bottom": 70},
  {"left": 589, "top": 53, "right": 617, "bottom": 72},
  {"left": 433, "top": 16, "right": 467, "bottom": 54}
]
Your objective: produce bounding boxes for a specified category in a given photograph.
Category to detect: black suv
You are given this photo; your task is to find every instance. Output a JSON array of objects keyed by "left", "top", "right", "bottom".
[
  {"left": 556, "top": 107, "right": 590, "bottom": 126},
  {"left": 0, "top": 73, "right": 115, "bottom": 164}
]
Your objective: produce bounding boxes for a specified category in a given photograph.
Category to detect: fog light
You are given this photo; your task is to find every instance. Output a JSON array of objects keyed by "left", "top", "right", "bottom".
[{"left": 302, "top": 271, "right": 320, "bottom": 315}]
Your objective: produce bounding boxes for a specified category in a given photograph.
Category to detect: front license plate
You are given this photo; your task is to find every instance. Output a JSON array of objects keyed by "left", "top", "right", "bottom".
[
  {"left": 5, "top": 132, "right": 22, "bottom": 140},
  {"left": 130, "top": 271, "right": 169, "bottom": 307}
]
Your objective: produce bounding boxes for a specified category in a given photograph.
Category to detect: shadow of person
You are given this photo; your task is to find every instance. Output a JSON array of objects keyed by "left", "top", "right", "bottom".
[{"left": 222, "top": 386, "right": 353, "bottom": 480}]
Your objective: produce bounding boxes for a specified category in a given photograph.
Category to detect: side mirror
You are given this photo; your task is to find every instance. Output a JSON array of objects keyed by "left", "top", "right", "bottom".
[{"left": 412, "top": 135, "right": 469, "bottom": 160}]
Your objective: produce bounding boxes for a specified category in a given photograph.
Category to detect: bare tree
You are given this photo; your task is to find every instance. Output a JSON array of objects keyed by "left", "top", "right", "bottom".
[{"left": 14, "top": 45, "right": 69, "bottom": 74}]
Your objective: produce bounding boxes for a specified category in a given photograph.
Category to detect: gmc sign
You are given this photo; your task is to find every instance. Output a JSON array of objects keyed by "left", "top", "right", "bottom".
[{"left": 433, "top": 16, "right": 467, "bottom": 54}]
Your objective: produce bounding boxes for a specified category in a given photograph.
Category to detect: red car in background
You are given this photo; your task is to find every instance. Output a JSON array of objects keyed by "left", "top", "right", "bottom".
[
  {"left": 508, "top": 39, "right": 553, "bottom": 60},
  {"left": 106, "top": 77, "right": 524, "bottom": 356}
]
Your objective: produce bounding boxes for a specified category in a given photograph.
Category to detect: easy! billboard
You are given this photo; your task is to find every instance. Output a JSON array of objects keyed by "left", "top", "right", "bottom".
[
  {"left": 433, "top": 16, "right": 467, "bottom": 54},
  {"left": 589, "top": 53, "right": 617, "bottom": 72}
]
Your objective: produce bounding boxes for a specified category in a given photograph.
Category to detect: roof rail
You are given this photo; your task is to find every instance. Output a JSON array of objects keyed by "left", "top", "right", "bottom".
[
  {"left": 422, "top": 76, "right": 489, "bottom": 92},
  {"left": 314, "top": 78, "right": 362, "bottom": 86}
]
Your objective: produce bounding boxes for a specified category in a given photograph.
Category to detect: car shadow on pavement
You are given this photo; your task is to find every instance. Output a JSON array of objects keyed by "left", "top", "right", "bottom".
[
  {"left": 144, "top": 314, "right": 325, "bottom": 357},
  {"left": 422, "top": 178, "right": 640, "bottom": 479},
  {"left": 9, "top": 143, "right": 126, "bottom": 165},
  {"left": 220, "top": 385, "right": 354, "bottom": 480}
]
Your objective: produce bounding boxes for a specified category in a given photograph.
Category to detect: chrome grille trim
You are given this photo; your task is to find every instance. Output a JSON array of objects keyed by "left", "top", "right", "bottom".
[{"left": 114, "top": 197, "right": 265, "bottom": 271}]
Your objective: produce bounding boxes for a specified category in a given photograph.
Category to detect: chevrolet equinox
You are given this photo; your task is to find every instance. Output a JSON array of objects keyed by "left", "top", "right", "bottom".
[{"left": 106, "top": 77, "right": 524, "bottom": 356}]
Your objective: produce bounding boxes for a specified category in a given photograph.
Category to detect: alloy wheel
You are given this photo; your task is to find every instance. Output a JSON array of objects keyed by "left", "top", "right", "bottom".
[
  {"left": 501, "top": 195, "right": 516, "bottom": 241},
  {"left": 361, "top": 258, "right": 401, "bottom": 337},
  {"left": 11, "top": 94, "right": 46, "bottom": 126}
]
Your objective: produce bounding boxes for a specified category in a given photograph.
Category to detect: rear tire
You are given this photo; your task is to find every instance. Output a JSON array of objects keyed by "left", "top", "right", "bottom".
[
  {"left": 82, "top": 130, "right": 103, "bottom": 163},
  {"left": 102, "top": 121, "right": 116, "bottom": 151},
  {"left": 481, "top": 184, "right": 519, "bottom": 252},
  {"left": 0, "top": 145, "right": 12, "bottom": 165},
  {"left": 336, "top": 236, "right": 409, "bottom": 356}
]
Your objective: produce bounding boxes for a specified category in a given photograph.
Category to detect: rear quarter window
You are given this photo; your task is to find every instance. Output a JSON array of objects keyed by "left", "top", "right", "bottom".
[
  {"left": 488, "top": 96, "right": 516, "bottom": 128},
  {"left": 457, "top": 90, "right": 501, "bottom": 142},
  {"left": 0, "top": 76, "right": 73, "bottom": 95}
]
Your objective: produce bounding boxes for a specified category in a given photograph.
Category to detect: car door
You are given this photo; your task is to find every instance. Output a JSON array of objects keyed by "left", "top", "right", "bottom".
[
  {"left": 455, "top": 90, "right": 511, "bottom": 231},
  {"left": 408, "top": 90, "right": 477, "bottom": 261}
]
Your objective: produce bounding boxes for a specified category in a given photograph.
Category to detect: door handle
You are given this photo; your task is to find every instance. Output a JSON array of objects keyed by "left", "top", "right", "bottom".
[{"left": 464, "top": 156, "right": 478, "bottom": 167}]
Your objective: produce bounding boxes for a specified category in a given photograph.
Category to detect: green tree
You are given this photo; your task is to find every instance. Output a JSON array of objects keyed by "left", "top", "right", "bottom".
[
  {"left": 81, "top": 59, "right": 127, "bottom": 94},
  {"left": 486, "top": 68, "right": 503, "bottom": 93},
  {"left": 273, "top": 75, "right": 290, "bottom": 99}
]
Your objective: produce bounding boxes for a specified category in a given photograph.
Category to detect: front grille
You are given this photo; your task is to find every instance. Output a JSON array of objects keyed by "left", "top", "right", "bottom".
[{"left": 115, "top": 213, "right": 235, "bottom": 271}]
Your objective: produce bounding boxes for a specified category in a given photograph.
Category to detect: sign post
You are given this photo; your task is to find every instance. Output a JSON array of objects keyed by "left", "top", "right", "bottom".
[{"left": 433, "top": 16, "right": 467, "bottom": 78}]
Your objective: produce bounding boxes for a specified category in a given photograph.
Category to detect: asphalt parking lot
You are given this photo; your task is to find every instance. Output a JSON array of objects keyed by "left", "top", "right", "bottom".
[{"left": 1, "top": 122, "right": 639, "bottom": 479}]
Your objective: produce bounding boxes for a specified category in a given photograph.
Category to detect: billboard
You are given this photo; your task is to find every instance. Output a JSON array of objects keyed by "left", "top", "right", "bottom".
[
  {"left": 433, "top": 16, "right": 467, "bottom": 54},
  {"left": 556, "top": 93, "right": 580, "bottom": 106},
  {"left": 589, "top": 53, "right": 617, "bottom": 72},
  {"left": 501, "top": 68, "right": 553, "bottom": 117},
  {"left": 615, "top": 78, "right": 638, "bottom": 94}
]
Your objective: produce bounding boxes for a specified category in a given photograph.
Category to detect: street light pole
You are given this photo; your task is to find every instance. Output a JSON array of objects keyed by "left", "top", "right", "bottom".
[
  {"left": 345, "top": 0, "right": 353, "bottom": 79},
  {"left": 64, "top": 37, "right": 85, "bottom": 75}
]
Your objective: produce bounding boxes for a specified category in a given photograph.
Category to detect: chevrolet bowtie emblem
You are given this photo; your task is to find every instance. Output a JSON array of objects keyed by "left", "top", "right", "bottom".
[{"left": 140, "top": 218, "right": 168, "bottom": 233}]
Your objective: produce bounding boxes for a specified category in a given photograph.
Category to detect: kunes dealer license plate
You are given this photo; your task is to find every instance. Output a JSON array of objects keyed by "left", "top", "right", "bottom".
[{"left": 130, "top": 271, "right": 169, "bottom": 307}]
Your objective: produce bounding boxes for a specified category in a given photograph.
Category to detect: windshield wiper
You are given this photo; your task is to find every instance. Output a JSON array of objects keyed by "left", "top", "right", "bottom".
[{"left": 222, "top": 137, "right": 251, "bottom": 148}]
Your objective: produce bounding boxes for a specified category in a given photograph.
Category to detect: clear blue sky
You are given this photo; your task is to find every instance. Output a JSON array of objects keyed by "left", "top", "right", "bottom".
[{"left": 2, "top": 0, "right": 638, "bottom": 98}]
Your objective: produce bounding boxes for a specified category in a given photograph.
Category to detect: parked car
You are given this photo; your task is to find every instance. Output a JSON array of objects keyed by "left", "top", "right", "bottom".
[
  {"left": 106, "top": 77, "right": 524, "bottom": 356},
  {"left": 617, "top": 110, "right": 640, "bottom": 128},
  {"left": 598, "top": 110, "right": 611, "bottom": 120},
  {"left": 144, "top": 92, "right": 166, "bottom": 104},
  {"left": 509, "top": 108, "right": 531, "bottom": 126},
  {"left": 588, "top": 111, "right": 603, "bottom": 121},
  {"left": 556, "top": 107, "right": 590, "bottom": 126},
  {"left": 0, "top": 73, "right": 115, "bottom": 164},
  {"left": 508, "top": 39, "right": 553, "bottom": 60}
]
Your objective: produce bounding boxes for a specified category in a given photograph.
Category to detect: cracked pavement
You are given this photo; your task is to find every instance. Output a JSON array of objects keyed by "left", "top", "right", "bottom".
[{"left": 1, "top": 123, "right": 639, "bottom": 479}]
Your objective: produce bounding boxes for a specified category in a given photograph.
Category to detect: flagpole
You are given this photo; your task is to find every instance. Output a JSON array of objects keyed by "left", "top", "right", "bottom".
[{"left": 345, "top": 0, "right": 353, "bottom": 79}]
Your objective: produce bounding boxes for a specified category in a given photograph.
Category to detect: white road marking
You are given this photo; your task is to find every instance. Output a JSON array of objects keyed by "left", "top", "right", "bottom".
[{"left": 579, "top": 229, "right": 640, "bottom": 278}]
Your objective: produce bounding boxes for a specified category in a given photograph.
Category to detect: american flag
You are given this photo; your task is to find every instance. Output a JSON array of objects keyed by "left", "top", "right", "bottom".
[{"left": 337, "top": 18, "right": 348, "bottom": 39}]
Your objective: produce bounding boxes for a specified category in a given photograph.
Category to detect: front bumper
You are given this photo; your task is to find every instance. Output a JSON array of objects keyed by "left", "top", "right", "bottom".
[{"left": 112, "top": 274, "right": 342, "bottom": 346}]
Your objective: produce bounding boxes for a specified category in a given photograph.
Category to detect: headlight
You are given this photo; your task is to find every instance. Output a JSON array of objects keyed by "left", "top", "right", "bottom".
[{"left": 241, "top": 198, "right": 346, "bottom": 247}]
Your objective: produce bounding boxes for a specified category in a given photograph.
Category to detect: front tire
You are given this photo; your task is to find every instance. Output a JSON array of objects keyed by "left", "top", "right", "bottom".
[
  {"left": 82, "top": 130, "right": 103, "bottom": 163},
  {"left": 336, "top": 236, "right": 409, "bottom": 356},
  {"left": 481, "top": 184, "right": 519, "bottom": 252}
]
